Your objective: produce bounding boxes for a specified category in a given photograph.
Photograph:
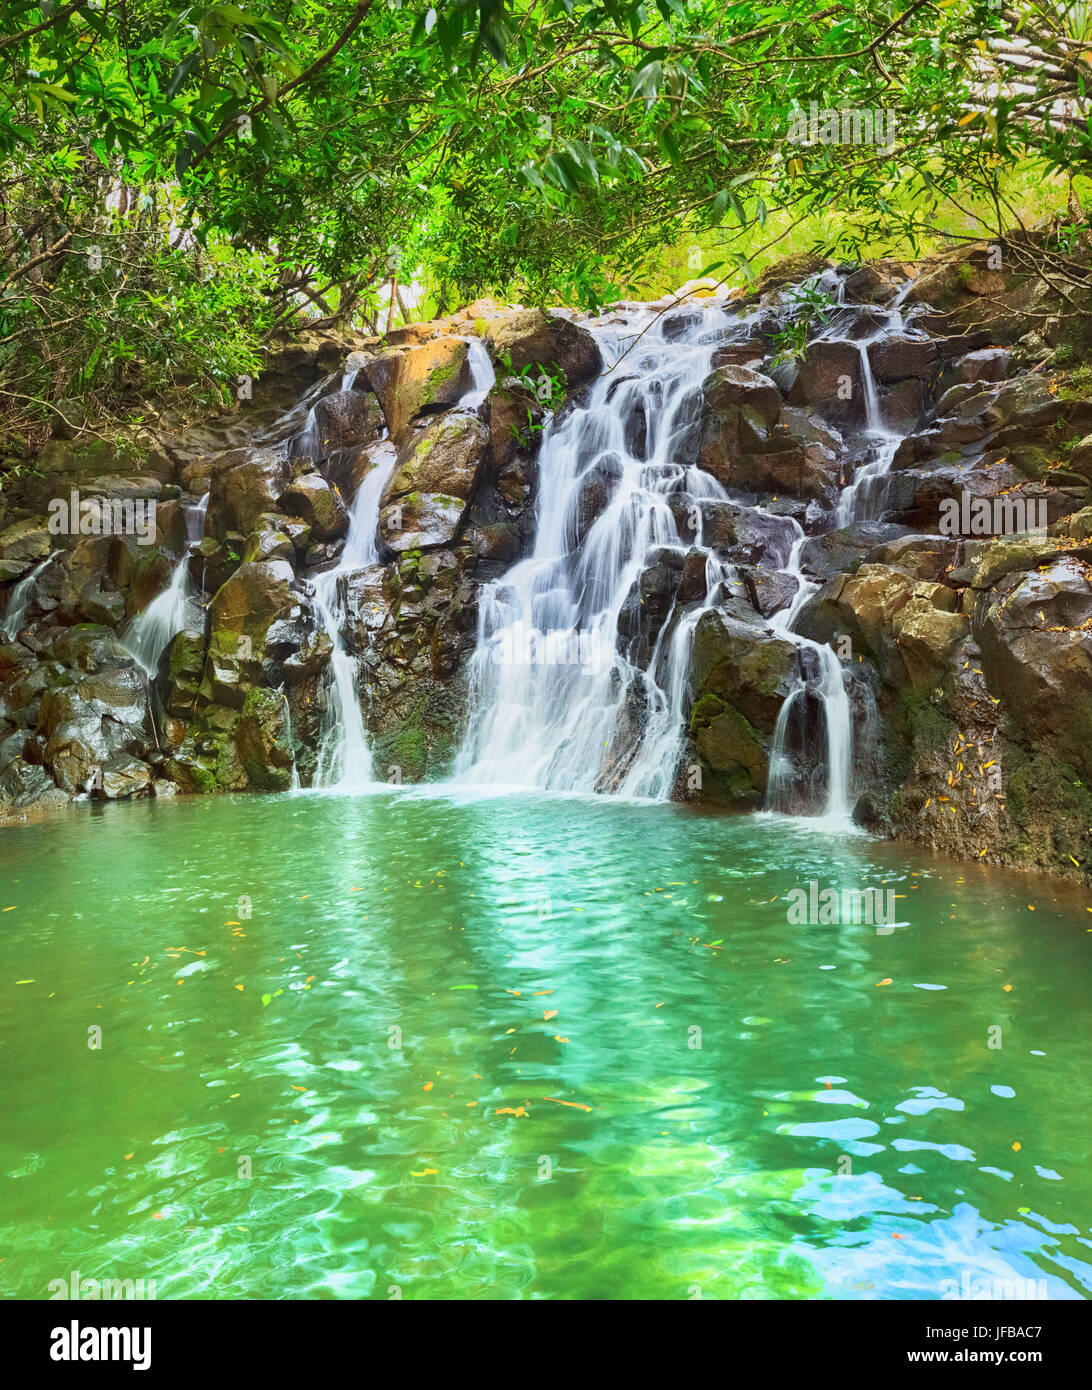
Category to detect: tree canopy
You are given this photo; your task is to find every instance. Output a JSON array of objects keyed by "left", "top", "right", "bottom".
[{"left": 2, "top": 1, "right": 1091, "bottom": 438}]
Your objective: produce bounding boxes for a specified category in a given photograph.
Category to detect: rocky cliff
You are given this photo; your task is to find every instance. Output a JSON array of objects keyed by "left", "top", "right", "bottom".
[{"left": 4, "top": 244, "right": 1092, "bottom": 884}]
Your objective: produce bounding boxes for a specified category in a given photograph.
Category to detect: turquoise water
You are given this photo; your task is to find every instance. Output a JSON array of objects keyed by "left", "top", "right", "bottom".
[{"left": 1, "top": 790, "right": 1090, "bottom": 1299}]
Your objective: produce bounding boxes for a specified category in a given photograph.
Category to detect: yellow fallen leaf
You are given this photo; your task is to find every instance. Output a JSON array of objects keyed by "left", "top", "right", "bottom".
[{"left": 543, "top": 1096, "right": 592, "bottom": 1111}]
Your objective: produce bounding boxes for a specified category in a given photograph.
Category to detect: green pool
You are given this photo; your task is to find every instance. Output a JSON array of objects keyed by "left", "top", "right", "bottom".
[{"left": 1, "top": 791, "right": 1090, "bottom": 1299}]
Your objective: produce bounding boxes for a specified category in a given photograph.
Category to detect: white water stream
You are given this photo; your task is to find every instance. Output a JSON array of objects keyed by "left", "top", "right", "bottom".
[
  {"left": 121, "top": 492, "right": 209, "bottom": 677},
  {"left": 2, "top": 555, "right": 55, "bottom": 640},
  {"left": 310, "top": 443, "right": 398, "bottom": 790},
  {"left": 453, "top": 303, "right": 742, "bottom": 796}
]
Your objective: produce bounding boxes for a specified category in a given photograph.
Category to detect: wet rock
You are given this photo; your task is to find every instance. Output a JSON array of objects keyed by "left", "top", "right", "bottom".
[
  {"left": 235, "top": 686, "right": 295, "bottom": 791},
  {"left": 385, "top": 416, "right": 488, "bottom": 503},
  {"left": 161, "top": 607, "right": 207, "bottom": 718},
  {"left": 485, "top": 380, "right": 544, "bottom": 472},
  {"left": 38, "top": 688, "right": 111, "bottom": 793},
  {"left": 381, "top": 494, "right": 466, "bottom": 552},
  {"left": 977, "top": 556, "right": 1092, "bottom": 779},
  {"left": 788, "top": 339, "right": 862, "bottom": 425},
  {"left": 201, "top": 560, "right": 298, "bottom": 708},
  {"left": 243, "top": 514, "right": 297, "bottom": 565},
  {"left": 703, "top": 363, "right": 783, "bottom": 424},
  {"left": 210, "top": 448, "right": 290, "bottom": 539},
  {"left": 711, "top": 340, "right": 766, "bottom": 370},
  {"left": 743, "top": 567, "right": 799, "bottom": 618},
  {"left": 280, "top": 472, "right": 349, "bottom": 542},
  {"left": 894, "top": 598, "right": 968, "bottom": 686},
  {"left": 572, "top": 453, "right": 623, "bottom": 546},
  {"left": 779, "top": 407, "right": 843, "bottom": 454},
  {"left": 481, "top": 309, "right": 602, "bottom": 392},
  {"left": 0, "top": 519, "right": 51, "bottom": 582},
  {"left": 360, "top": 338, "right": 472, "bottom": 443},
  {"left": 297, "top": 388, "right": 377, "bottom": 459},
  {"left": 47, "top": 625, "right": 132, "bottom": 673},
  {"left": 799, "top": 522, "right": 912, "bottom": 582},
  {"left": 99, "top": 754, "right": 153, "bottom": 799},
  {"left": 952, "top": 347, "right": 1009, "bottom": 385},
  {"left": 868, "top": 335, "right": 937, "bottom": 382},
  {"left": 692, "top": 609, "right": 798, "bottom": 730},
  {"left": 0, "top": 757, "right": 68, "bottom": 819},
  {"left": 842, "top": 261, "right": 910, "bottom": 304},
  {"left": 866, "top": 532, "right": 961, "bottom": 581},
  {"left": 687, "top": 609, "right": 799, "bottom": 805}
]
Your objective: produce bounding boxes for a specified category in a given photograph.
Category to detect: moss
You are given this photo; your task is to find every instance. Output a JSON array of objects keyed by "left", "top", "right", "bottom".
[
  {"left": 426, "top": 359, "right": 459, "bottom": 390},
  {"left": 1008, "top": 445, "right": 1050, "bottom": 480},
  {"left": 1054, "top": 364, "right": 1092, "bottom": 403},
  {"left": 242, "top": 685, "right": 282, "bottom": 717}
]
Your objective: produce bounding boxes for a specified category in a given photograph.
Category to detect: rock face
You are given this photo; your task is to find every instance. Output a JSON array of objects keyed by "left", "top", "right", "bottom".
[
  {"left": 688, "top": 611, "right": 799, "bottom": 805},
  {"left": 480, "top": 309, "right": 602, "bottom": 391},
  {"left": 5, "top": 247, "right": 1092, "bottom": 886}
]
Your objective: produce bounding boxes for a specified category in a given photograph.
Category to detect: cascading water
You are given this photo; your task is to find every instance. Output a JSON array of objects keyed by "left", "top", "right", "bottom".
[
  {"left": 454, "top": 303, "right": 744, "bottom": 796},
  {"left": 121, "top": 492, "right": 209, "bottom": 677},
  {"left": 310, "top": 443, "right": 398, "bottom": 790},
  {"left": 762, "top": 274, "right": 922, "bottom": 822},
  {"left": 2, "top": 554, "right": 55, "bottom": 640},
  {"left": 453, "top": 274, "right": 925, "bottom": 823},
  {"left": 459, "top": 338, "right": 496, "bottom": 410}
]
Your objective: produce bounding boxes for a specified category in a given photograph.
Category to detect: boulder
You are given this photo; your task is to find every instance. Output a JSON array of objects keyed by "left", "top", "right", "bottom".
[
  {"left": 977, "top": 556, "right": 1092, "bottom": 779},
  {"left": 687, "top": 609, "right": 799, "bottom": 805},
  {"left": 202, "top": 560, "right": 299, "bottom": 708},
  {"left": 799, "top": 522, "right": 912, "bottom": 583},
  {"left": 481, "top": 309, "right": 602, "bottom": 392},
  {"left": 702, "top": 364, "right": 783, "bottom": 425},
  {"left": 788, "top": 339, "right": 862, "bottom": 424},
  {"left": 210, "top": 448, "right": 290, "bottom": 539},
  {"left": 0, "top": 757, "right": 68, "bottom": 819},
  {"left": 235, "top": 686, "right": 296, "bottom": 791},
  {"left": 360, "top": 338, "right": 472, "bottom": 443},
  {"left": 294, "top": 388, "right": 377, "bottom": 460},
  {"left": 280, "top": 472, "right": 349, "bottom": 542},
  {"left": 384, "top": 416, "right": 488, "bottom": 503},
  {"left": 867, "top": 335, "right": 937, "bottom": 382},
  {"left": 99, "top": 754, "right": 153, "bottom": 800},
  {"left": 0, "top": 519, "right": 51, "bottom": 582}
]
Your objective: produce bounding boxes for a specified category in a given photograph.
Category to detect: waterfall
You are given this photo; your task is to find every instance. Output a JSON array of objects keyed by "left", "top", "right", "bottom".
[
  {"left": 120, "top": 492, "right": 209, "bottom": 677},
  {"left": 2, "top": 555, "right": 54, "bottom": 641},
  {"left": 761, "top": 523, "right": 854, "bottom": 824},
  {"left": 280, "top": 689, "right": 301, "bottom": 791},
  {"left": 458, "top": 337, "right": 496, "bottom": 410},
  {"left": 454, "top": 303, "right": 739, "bottom": 796},
  {"left": 763, "top": 275, "right": 921, "bottom": 823},
  {"left": 310, "top": 443, "right": 398, "bottom": 790}
]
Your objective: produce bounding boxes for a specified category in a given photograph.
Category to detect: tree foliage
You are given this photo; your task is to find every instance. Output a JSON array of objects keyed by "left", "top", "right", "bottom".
[{"left": 1, "top": 1, "right": 1090, "bottom": 440}]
